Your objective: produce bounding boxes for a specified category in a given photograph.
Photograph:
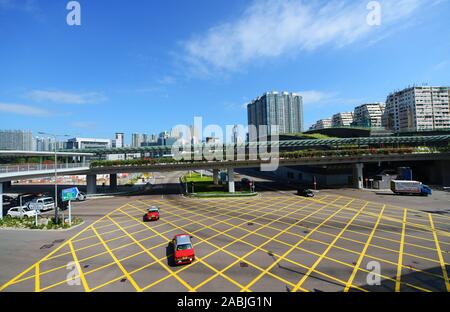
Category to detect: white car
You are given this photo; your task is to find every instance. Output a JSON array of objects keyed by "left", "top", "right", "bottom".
[
  {"left": 28, "top": 197, "right": 55, "bottom": 212},
  {"left": 7, "top": 206, "right": 40, "bottom": 218}
]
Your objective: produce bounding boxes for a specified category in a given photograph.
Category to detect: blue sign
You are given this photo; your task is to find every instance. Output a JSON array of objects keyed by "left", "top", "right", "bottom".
[{"left": 62, "top": 187, "right": 79, "bottom": 202}]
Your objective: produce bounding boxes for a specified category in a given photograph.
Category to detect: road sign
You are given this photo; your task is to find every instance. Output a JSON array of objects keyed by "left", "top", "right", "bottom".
[{"left": 62, "top": 187, "right": 79, "bottom": 202}]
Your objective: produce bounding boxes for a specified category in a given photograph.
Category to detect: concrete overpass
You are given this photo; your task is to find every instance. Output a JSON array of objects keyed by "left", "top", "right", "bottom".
[{"left": 1, "top": 147, "right": 449, "bottom": 217}]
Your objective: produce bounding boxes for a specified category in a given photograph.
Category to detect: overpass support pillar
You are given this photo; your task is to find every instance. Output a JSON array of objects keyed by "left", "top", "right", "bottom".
[
  {"left": 213, "top": 169, "right": 220, "bottom": 185},
  {"left": 0, "top": 182, "right": 3, "bottom": 219},
  {"left": 110, "top": 174, "right": 118, "bottom": 191},
  {"left": 2, "top": 181, "right": 11, "bottom": 191},
  {"left": 87, "top": 174, "right": 97, "bottom": 195},
  {"left": 353, "top": 163, "right": 364, "bottom": 189},
  {"left": 227, "top": 168, "right": 235, "bottom": 193}
]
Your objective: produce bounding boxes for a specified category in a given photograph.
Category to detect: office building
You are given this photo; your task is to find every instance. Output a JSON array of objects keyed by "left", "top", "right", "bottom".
[
  {"left": 383, "top": 86, "right": 450, "bottom": 132},
  {"left": 0, "top": 130, "right": 33, "bottom": 151},
  {"left": 310, "top": 118, "right": 332, "bottom": 130},
  {"left": 332, "top": 112, "right": 354, "bottom": 127},
  {"left": 113, "top": 133, "right": 124, "bottom": 148},
  {"left": 353, "top": 103, "right": 385, "bottom": 128},
  {"left": 247, "top": 91, "right": 304, "bottom": 136},
  {"left": 66, "top": 137, "right": 111, "bottom": 150},
  {"left": 131, "top": 133, "right": 143, "bottom": 148}
]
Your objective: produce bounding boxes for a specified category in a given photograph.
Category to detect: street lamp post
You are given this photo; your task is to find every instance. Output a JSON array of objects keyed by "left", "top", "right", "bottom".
[{"left": 38, "top": 132, "right": 70, "bottom": 224}]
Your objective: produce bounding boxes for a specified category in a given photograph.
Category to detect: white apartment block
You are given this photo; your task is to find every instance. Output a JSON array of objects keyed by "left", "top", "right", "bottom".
[
  {"left": 332, "top": 112, "right": 354, "bottom": 127},
  {"left": 383, "top": 86, "right": 450, "bottom": 132},
  {"left": 353, "top": 103, "right": 385, "bottom": 128},
  {"left": 310, "top": 118, "right": 332, "bottom": 130}
]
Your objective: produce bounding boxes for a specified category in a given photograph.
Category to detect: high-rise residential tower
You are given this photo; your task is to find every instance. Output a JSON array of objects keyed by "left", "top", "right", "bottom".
[
  {"left": 0, "top": 130, "right": 33, "bottom": 151},
  {"left": 247, "top": 91, "right": 304, "bottom": 136},
  {"left": 383, "top": 86, "right": 450, "bottom": 132}
]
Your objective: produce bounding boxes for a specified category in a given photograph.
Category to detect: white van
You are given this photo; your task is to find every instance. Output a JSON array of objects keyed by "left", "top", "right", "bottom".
[{"left": 28, "top": 197, "right": 55, "bottom": 212}]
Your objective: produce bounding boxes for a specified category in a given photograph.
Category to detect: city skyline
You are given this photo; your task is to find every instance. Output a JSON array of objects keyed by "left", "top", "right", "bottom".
[{"left": 1, "top": 1, "right": 449, "bottom": 138}]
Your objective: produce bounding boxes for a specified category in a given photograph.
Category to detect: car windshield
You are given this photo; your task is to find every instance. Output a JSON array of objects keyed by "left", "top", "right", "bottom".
[
  {"left": 177, "top": 244, "right": 192, "bottom": 251},
  {"left": 43, "top": 199, "right": 53, "bottom": 204}
]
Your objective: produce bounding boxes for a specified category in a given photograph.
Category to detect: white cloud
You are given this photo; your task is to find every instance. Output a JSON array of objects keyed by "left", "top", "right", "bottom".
[
  {"left": 182, "top": 0, "right": 426, "bottom": 75},
  {"left": 28, "top": 90, "right": 107, "bottom": 104},
  {"left": 299, "top": 90, "right": 337, "bottom": 104},
  {"left": 0, "top": 102, "right": 49, "bottom": 116}
]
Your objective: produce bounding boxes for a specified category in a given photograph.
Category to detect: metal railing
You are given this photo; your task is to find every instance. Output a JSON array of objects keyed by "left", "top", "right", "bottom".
[{"left": 0, "top": 162, "right": 90, "bottom": 174}]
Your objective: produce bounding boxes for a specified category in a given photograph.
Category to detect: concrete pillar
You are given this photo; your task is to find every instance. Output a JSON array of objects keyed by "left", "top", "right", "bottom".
[
  {"left": 353, "top": 163, "right": 364, "bottom": 189},
  {"left": 0, "top": 182, "right": 3, "bottom": 220},
  {"left": 87, "top": 174, "right": 97, "bottom": 195},
  {"left": 227, "top": 168, "right": 235, "bottom": 193},
  {"left": 213, "top": 169, "right": 220, "bottom": 185},
  {"left": 2, "top": 181, "right": 11, "bottom": 192},
  {"left": 110, "top": 173, "right": 118, "bottom": 191},
  {"left": 437, "top": 160, "right": 450, "bottom": 187}
]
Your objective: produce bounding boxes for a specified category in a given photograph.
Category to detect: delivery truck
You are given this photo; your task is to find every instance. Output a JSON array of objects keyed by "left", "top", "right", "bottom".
[{"left": 390, "top": 180, "right": 432, "bottom": 196}]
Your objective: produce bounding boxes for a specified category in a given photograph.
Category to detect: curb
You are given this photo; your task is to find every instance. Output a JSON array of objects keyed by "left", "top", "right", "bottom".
[{"left": 0, "top": 220, "right": 86, "bottom": 232}]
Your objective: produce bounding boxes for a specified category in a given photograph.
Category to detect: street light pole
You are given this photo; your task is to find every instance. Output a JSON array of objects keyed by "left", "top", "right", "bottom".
[
  {"left": 39, "top": 132, "right": 70, "bottom": 224},
  {"left": 54, "top": 135, "right": 58, "bottom": 224}
]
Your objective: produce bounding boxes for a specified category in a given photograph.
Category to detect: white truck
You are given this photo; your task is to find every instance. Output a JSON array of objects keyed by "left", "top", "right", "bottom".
[{"left": 390, "top": 180, "right": 432, "bottom": 196}]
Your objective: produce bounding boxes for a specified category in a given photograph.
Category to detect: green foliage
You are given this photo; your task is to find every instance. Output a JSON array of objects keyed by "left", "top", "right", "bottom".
[
  {"left": 182, "top": 173, "right": 213, "bottom": 183},
  {"left": 279, "top": 147, "right": 416, "bottom": 159},
  {"left": 0, "top": 216, "right": 83, "bottom": 230}
]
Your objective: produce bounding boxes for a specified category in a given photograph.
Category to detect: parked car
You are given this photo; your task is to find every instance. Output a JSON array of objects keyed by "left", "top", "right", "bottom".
[
  {"left": 7, "top": 206, "right": 40, "bottom": 218},
  {"left": 172, "top": 234, "right": 195, "bottom": 265},
  {"left": 297, "top": 188, "right": 315, "bottom": 197},
  {"left": 143, "top": 206, "right": 160, "bottom": 222},
  {"left": 27, "top": 197, "right": 55, "bottom": 212}
]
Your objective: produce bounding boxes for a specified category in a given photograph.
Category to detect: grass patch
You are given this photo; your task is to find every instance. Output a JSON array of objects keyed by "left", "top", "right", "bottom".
[
  {"left": 182, "top": 173, "right": 213, "bottom": 183},
  {"left": 0, "top": 216, "right": 83, "bottom": 230}
]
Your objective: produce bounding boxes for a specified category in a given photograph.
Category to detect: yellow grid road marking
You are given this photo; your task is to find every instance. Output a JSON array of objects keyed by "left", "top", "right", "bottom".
[
  {"left": 20, "top": 196, "right": 295, "bottom": 291},
  {"left": 304, "top": 196, "right": 450, "bottom": 239},
  {"left": 127, "top": 199, "right": 311, "bottom": 291},
  {"left": 149, "top": 197, "right": 447, "bottom": 288},
  {"left": 241, "top": 198, "right": 354, "bottom": 292},
  {"left": 344, "top": 205, "right": 385, "bottom": 292},
  {"left": 91, "top": 226, "right": 141, "bottom": 292},
  {"left": 143, "top": 200, "right": 323, "bottom": 292},
  {"left": 292, "top": 202, "right": 369, "bottom": 292},
  {"left": 2, "top": 194, "right": 449, "bottom": 293},
  {"left": 35, "top": 264, "right": 40, "bottom": 292},
  {"left": 140, "top": 200, "right": 369, "bottom": 292},
  {"left": 120, "top": 208, "right": 246, "bottom": 291},
  {"left": 429, "top": 214, "right": 450, "bottom": 292},
  {"left": 107, "top": 214, "right": 195, "bottom": 292},
  {"left": 395, "top": 209, "right": 407, "bottom": 292},
  {"left": 68, "top": 241, "right": 90, "bottom": 292},
  {"left": 0, "top": 203, "right": 129, "bottom": 292}
]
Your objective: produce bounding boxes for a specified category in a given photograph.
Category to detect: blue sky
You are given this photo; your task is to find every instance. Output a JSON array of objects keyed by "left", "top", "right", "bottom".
[{"left": 0, "top": 0, "right": 449, "bottom": 143}]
